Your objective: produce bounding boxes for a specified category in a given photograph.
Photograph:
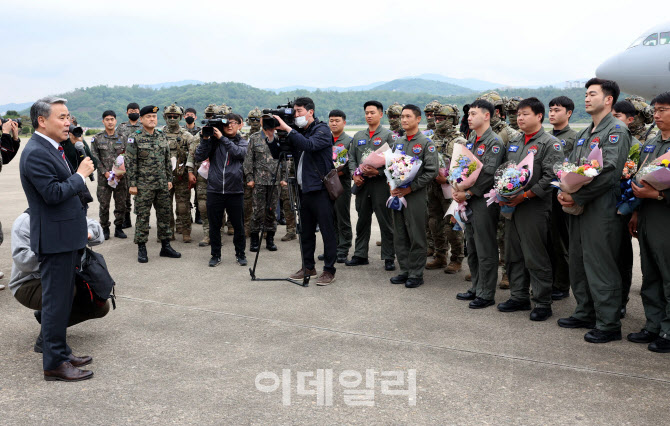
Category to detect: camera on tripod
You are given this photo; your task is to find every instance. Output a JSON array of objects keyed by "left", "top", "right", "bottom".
[
  {"left": 68, "top": 124, "right": 83, "bottom": 138},
  {"left": 262, "top": 100, "right": 296, "bottom": 131},
  {"left": 1, "top": 118, "right": 22, "bottom": 128},
  {"left": 200, "top": 115, "right": 228, "bottom": 138}
]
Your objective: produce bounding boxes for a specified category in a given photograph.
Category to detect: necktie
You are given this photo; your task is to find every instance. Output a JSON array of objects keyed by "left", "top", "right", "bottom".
[{"left": 58, "top": 146, "right": 71, "bottom": 173}]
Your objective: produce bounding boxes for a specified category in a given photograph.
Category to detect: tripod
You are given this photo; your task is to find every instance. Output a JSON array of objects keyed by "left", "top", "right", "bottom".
[{"left": 249, "top": 149, "right": 309, "bottom": 287}]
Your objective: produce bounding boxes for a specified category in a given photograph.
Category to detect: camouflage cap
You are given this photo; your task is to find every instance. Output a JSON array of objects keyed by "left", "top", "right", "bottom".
[
  {"left": 204, "top": 104, "right": 221, "bottom": 115},
  {"left": 385, "top": 102, "right": 404, "bottom": 117},
  {"left": 505, "top": 96, "right": 523, "bottom": 112},
  {"left": 163, "top": 103, "right": 184, "bottom": 117},
  {"left": 435, "top": 104, "right": 460, "bottom": 120},
  {"left": 248, "top": 107, "right": 262, "bottom": 119},
  {"left": 626, "top": 95, "right": 655, "bottom": 124},
  {"left": 424, "top": 100, "right": 441, "bottom": 113},
  {"left": 219, "top": 104, "right": 233, "bottom": 115},
  {"left": 478, "top": 91, "right": 504, "bottom": 107}
]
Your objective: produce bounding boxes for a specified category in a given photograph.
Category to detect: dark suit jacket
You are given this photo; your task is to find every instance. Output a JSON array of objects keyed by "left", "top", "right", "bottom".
[{"left": 19, "top": 133, "right": 88, "bottom": 255}]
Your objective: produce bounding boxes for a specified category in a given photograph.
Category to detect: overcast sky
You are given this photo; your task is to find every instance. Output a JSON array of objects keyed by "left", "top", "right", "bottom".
[{"left": 1, "top": 0, "right": 666, "bottom": 103}]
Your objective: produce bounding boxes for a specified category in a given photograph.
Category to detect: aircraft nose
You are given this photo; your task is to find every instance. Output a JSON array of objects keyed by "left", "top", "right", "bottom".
[{"left": 596, "top": 55, "right": 621, "bottom": 81}]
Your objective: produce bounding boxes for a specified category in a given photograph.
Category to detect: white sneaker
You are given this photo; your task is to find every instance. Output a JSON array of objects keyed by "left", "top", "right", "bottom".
[
  {"left": 0, "top": 284, "right": 5, "bottom": 291},
  {"left": 0, "top": 271, "right": 4, "bottom": 279}
]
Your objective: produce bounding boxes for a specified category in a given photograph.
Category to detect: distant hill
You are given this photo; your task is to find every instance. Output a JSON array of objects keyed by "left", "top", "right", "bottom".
[
  {"left": 373, "top": 78, "right": 474, "bottom": 96},
  {"left": 0, "top": 102, "right": 32, "bottom": 115},
  {"left": 139, "top": 80, "right": 204, "bottom": 90},
  {"left": 412, "top": 74, "right": 503, "bottom": 91}
]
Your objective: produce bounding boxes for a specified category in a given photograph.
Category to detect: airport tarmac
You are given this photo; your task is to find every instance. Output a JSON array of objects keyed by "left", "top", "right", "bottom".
[{"left": 0, "top": 138, "right": 668, "bottom": 425}]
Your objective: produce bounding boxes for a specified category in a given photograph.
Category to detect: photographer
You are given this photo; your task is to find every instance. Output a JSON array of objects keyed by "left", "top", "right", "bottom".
[
  {"left": 61, "top": 116, "right": 97, "bottom": 172},
  {"left": 195, "top": 113, "right": 249, "bottom": 267},
  {"left": 264, "top": 97, "right": 337, "bottom": 285},
  {"left": 1, "top": 118, "right": 22, "bottom": 289}
]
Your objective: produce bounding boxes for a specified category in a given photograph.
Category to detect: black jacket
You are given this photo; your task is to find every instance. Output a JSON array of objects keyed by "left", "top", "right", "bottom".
[
  {"left": 1, "top": 133, "right": 21, "bottom": 165},
  {"left": 195, "top": 133, "right": 248, "bottom": 194},
  {"left": 267, "top": 118, "right": 334, "bottom": 193}
]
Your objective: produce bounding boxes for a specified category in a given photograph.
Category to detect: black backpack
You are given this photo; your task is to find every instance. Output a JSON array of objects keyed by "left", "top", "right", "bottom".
[{"left": 75, "top": 247, "right": 116, "bottom": 309}]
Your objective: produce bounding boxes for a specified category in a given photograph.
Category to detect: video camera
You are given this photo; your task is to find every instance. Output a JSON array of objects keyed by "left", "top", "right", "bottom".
[
  {"left": 69, "top": 124, "right": 83, "bottom": 138},
  {"left": 262, "top": 100, "right": 296, "bottom": 131},
  {"left": 201, "top": 115, "right": 228, "bottom": 138},
  {"left": 1, "top": 118, "right": 22, "bottom": 128}
]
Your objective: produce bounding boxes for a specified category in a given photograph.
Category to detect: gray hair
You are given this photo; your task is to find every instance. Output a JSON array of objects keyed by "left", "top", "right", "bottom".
[{"left": 30, "top": 96, "right": 67, "bottom": 129}]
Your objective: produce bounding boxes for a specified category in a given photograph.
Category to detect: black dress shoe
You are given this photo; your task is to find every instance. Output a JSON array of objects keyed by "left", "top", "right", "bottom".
[
  {"left": 557, "top": 316, "right": 595, "bottom": 329},
  {"left": 405, "top": 277, "right": 423, "bottom": 288},
  {"left": 584, "top": 329, "right": 622, "bottom": 343},
  {"left": 530, "top": 307, "right": 553, "bottom": 321},
  {"left": 456, "top": 290, "right": 476, "bottom": 301},
  {"left": 648, "top": 336, "right": 670, "bottom": 353},
  {"left": 318, "top": 254, "right": 325, "bottom": 261},
  {"left": 345, "top": 256, "right": 369, "bottom": 266},
  {"left": 69, "top": 354, "right": 92, "bottom": 367},
  {"left": 627, "top": 329, "right": 659, "bottom": 343},
  {"left": 384, "top": 259, "right": 396, "bottom": 271},
  {"left": 390, "top": 274, "right": 408, "bottom": 284},
  {"left": 336, "top": 254, "right": 347, "bottom": 263},
  {"left": 551, "top": 289, "right": 570, "bottom": 300},
  {"left": 209, "top": 256, "right": 221, "bottom": 267},
  {"left": 469, "top": 297, "right": 495, "bottom": 309},
  {"left": 114, "top": 227, "right": 127, "bottom": 239},
  {"left": 44, "top": 362, "right": 93, "bottom": 382},
  {"left": 497, "top": 298, "right": 531, "bottom": 312}
]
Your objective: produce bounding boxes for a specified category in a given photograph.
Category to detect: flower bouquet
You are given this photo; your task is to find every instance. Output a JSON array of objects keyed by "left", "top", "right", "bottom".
[
  {"left": 444, "top": 143, "right": 483, "bottom": 225},
  {"left": 438, "top": 153, "right": 452, "bottom": 199},
  {"left": 635, "top": 152, "right": 670, "bottom": 191},
  {"left": 551, "top": 146, "right": 603, "bottom": 215},
  {"left": 617, "top": 143, "right": 641, "bottom": 215},
  {"left": 384, "top": 150, "right": 422, "bottom": 210},
  {"left": 352, "top": 143, "right": 390, "bottom": 194},
  {"left": 333, "top": 145, "right": 349, "bottom": 171},
  {"left": 107, "top": 154, "right": 126, "bottom": 189},
  {"left": 484, "top": 152, "right": 534, "bottom": 219}
]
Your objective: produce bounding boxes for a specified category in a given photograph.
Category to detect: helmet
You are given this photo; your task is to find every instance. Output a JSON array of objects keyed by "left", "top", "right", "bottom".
[
  {"left": 247, "top": 107, "right": 262, "bottom": 120},
  {"left": 505, "top": 96, "right": 523, "bottom": 113},
  {"left": 435, "top": 104, "right": 460, "bottom": 130},
  {"left": 385, "top": 102, "right": 404, "bottom": 117},
  {"left": 626, "top": 96, "right": 654, "bottom": 124},
  {"left": 203, "top": 104, "right": 221, "bottom": 117},
  {"left": 424, "top": 100, "right": 441, "bottom": 113},
  {"left": 247, "top": 107, "right": 262, "bottom": 132},
  {"left": 163, "top": 103, "right": 184, "bottom": 119},
  {"left": 478, "top": 91, "right": 504, "bottom": 107},
  {"left": 219, "top": 104, "right": 233, "bottom": 115}
]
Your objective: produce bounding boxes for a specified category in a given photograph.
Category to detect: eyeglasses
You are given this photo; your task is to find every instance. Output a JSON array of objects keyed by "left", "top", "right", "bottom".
[
  {"left": 223, "top": 121, "right": 240, "bottom": 127},
  {"left": 653, "top": 106, "right": 670, "bottom": 114}
]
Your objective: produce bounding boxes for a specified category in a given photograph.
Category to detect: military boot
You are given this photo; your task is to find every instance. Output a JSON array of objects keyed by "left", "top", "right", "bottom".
[
  {"left": 444, "top": 261, "right": 462, "bottom": 274},
  {"left": 425, "top": 253, "right": 447, "bottom": 270},
  {"left": 103, "top": 227, "right": 110, "bottom": 241},
  {"left": 266, "top": 231, "right": 278, "bottom": 251},
  {"left": 499, "top": 273, "right": 510, "bottom": 289},
  {"left": 183, "top": 230, "right": 192, "bottom": 243},
  {"left": 138, "top": 243, "right": 148, "bottom": 263},
  {"left": 250, "top": 233, "right": 260, "bottom": 252},
  {"left": 194, "top": 207, "right": 203, "bottom": 225},
  {"left": 114, "top": 227, "right": 127, "bottom": 239},
  {"left": 426, "top": 247, "right": 434, "bottom": 257},
  {"left": 159, "top": 240, "right": 181, "bottom": 258},
  {"left": 122, "top": 212, "right": 132, "bottom": 229},
  {"left": 199, "top": 235, "right": 210, "bottom": 247},
  {"left": 281, "top": 231, "right": 297, "bottom": 241}
]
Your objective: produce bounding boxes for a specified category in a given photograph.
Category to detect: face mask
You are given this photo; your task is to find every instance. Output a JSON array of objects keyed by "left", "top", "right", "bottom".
[
  {"left": 436, "top": 119, "right": 451, "bottom": 134},
  {"left": 295, "top": 115, "right": 308, "bottom": 128},
  {"left": 389, "top": 118, "right": 401, "bottom": 130},
  {"left": 128, "top": 113, "right": 140, "bottom": 121},
  {"left": 185, "top": 117, "right": 195, "bottom": 125},
  {"left": 250, "top": 123, "right": 261, "bottom": 133},
  {"left": 166, "top": 118, "right": 180, "bottom": 128}
]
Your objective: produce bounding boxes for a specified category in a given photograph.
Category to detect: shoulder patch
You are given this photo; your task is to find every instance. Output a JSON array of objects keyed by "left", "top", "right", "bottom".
[
  {"left": 395, "top": 144, "right": 404, "bottom": 151},
  {"left": 135, "top": 130, "right": 141, "bottom": 134},
  {"left": 492, "top": 146, "right": 500, "bottom": 154},
  {"left": 616, "top": 124, "right": 621, "bottom": 129},
  {"left": 127, "top": 138, "right": 134, "bottom": 143},
  {"left": 553, "top": 143, "right": 562, "bottom": 152},
  {"left": 561, "top": 139, "right": 566, "bottom": 146},
  {"left": 428, "top": 145, "right": 435, "bottom": 153},
  {"left": 508, "top": 145, "right": 519, "bottom": 152},
  {"left": 357, "top": 139, "right": 366, "bottom": 146},
  {"left": 609, "top": 135, "right": 619, "bottom": 144},
  {"left": 466, "top": 142, "right": 474, "bottom": 150},
  {"left": 644, "top": 145, "right": 655, "bottom": 153},
  {"left": 576, "top": 139, "right": 585, "bottom": 146}
]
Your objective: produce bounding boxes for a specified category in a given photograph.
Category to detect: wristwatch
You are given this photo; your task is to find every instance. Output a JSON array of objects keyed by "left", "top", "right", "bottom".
[
  {"left": 657, "top": 191, "right": 665, "bottom": 201},
  {"left": 465, "top": 191, "right": 472, "bottom": 200}
]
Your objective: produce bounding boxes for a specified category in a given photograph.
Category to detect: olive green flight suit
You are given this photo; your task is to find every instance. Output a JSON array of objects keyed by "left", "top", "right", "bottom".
[
  {"left": 390, "top": 132, "right": 438, "bottom": 279},
  {"left": 567, "top": 114, "right": 631, "bottom": 332}
]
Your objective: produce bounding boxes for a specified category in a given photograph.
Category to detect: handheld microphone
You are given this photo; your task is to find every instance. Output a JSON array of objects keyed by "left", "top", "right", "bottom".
[{"left": 74, "top": 141, "right": 95, "bottom": 182}]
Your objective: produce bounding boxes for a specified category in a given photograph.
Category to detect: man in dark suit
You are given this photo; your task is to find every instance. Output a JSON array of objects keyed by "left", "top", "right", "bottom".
[{"left": 19, "top": 97, "right": 96, "bottom": 381}]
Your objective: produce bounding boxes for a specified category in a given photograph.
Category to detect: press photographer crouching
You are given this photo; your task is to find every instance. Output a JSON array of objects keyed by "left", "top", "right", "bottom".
[
  {"left": 264, "top": 97, "right": 337, "bottom": 285},
  {"left": 195, "top": 113, "right": 249, "bottom": 267},
  {"left": 9, "top": 211, "right": 110, "bottom": 364}
]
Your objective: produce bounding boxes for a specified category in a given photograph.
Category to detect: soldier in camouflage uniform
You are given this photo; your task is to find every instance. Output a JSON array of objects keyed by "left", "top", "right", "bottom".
[
  {"left": 425, "top": 105, "right": 467, "bottom": 273},
  {"left": 626, "top": 96, "right": 658, "bottom": 142},
  {"left": 243, "top": 118, "right": 280, "bottom": 252},
  {"left": 422, "top": 101, "right": 441, "bottom": 254},
  {"left": 90, "top": 110, "right": 128, "bottom": 240},
  {"left": 193, "top": 104, "right": 220, "bottom": 246},
  {"left": 125, "top": 105, "right": 181, "bottom": 263},
  {"left": 162, "top": 103, "right": 198, "bottom": 243},
  {"left": 244, "top": 108, "right": 263, "bottom": 236},
  {"left": 478, "top": 91, "right": 520, "bottom": 288},
  {"left": 424, "top": 100, "right": 441, "bottom": 131},
  {"left": 386, "top": 102, "right": 406, "bottom": 139},
  {"left": 279, "top": 156, "right": 297, "bottom": 241},
  {"left": 183, "top": 108, "right": 203, "bottom": 225},
  {"left": 505, "top": 96, "right": 523, "bottom": 131},
  {"left": 117, "top": 102, "right": 142, "bottom": 229}
]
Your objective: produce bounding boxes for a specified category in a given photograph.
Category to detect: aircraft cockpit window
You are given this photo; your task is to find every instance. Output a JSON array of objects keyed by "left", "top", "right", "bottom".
[
  {"left": 660, "top": 32, "right": 670, "bottom": 45},
  {"left": 628, "top": 35, "right": 644, "bottom": 49},
  {"left": 643, "top": 33, "right": 658, "bottom": 46}
]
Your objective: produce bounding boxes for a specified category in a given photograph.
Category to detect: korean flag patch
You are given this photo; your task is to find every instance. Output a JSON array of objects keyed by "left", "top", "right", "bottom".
[
  {"left": 357, "top": 139, "right": 366, "bottom": 146},
  {"left": 127, "top": 138, "right": 134, "bottom": 144},
  {"left": 476, "top": 144, "right": 486, "bottom": 156},
  {"left": 466, "top": 143, "right": 474, "bottom": 150},
  {"left": 412, "top": 144, "right": 422, "bottom": 154},
  {"left": 644, "top": 145, "right": 655, "bottom": 153},
  {"left": 492, "top": 146, "right": 500, "bottom": 154},
  {"left": 428, "top": 145, "right": 435, "bottom": 153},
  {"left": 508, "top": 145, "right": 519, "bottom": 153},
  {"left": 609, "top": 135, "right": 619, "bottom": 144},
  {"left": 576, "top": 139, "right": 585, "bottom": 146},
  {"left": 395, "top": 144, "right": 404, "bottom": 151}
]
